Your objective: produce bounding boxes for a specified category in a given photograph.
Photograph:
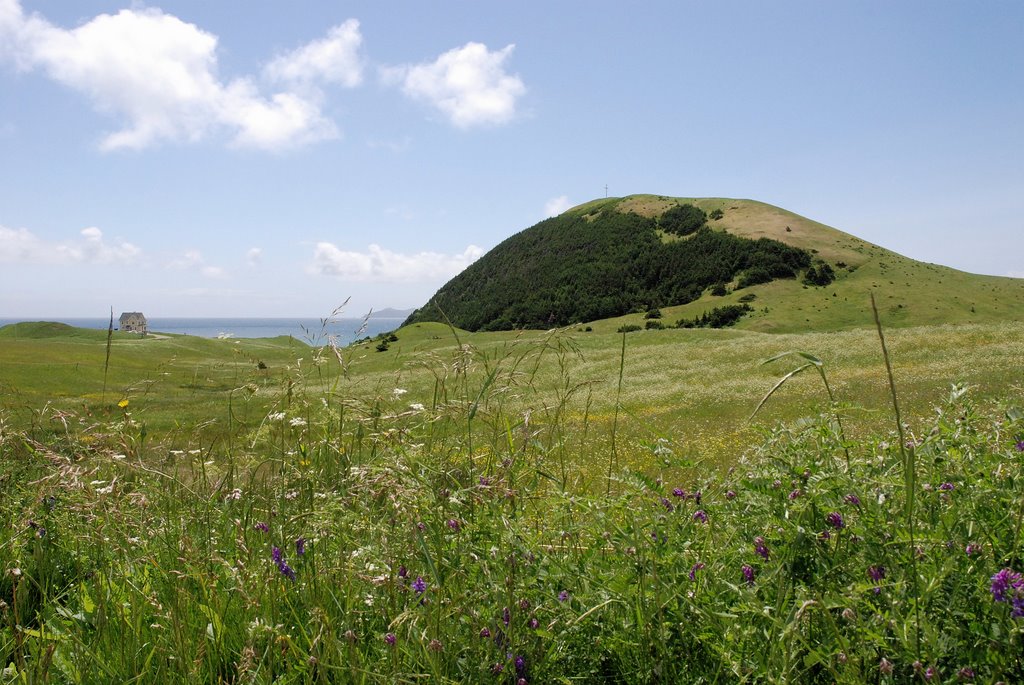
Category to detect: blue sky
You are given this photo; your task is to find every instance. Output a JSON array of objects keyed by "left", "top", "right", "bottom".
[{"left": 2, "top": 1, "right": 1022, "bottom": 318}]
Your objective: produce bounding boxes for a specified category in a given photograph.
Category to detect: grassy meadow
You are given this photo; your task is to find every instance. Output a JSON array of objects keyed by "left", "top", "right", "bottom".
[{"left": 2, "top": 312, "right": 1024, "bottom": 682}]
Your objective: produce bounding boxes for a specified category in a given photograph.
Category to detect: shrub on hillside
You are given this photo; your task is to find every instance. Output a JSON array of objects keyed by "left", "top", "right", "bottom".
[
  {"left": 645, "top": 320, "right": 665, "bottom": 330},
  {"left": 659, "top": 203, "right": 707, "bottom": 236},
  {"left": 677, "top": 303, "right": 753, "bottom": 329},
  {"left": 644, "top": 308, "right": 662, "bottom": 319},
  {"left": 617, "top": 324, "right": 642, "bottom": 333},
  {"left": 803, "top": 262, "right": 836, "bottom": 287}
]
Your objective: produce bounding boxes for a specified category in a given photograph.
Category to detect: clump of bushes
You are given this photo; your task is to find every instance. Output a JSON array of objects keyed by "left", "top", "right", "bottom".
[
  {"left": 803, "top": 261, "right": 836, "bottom": 286},
  {"left": 659, "top": 203, "right": 707, "bottom": 236},
  {"left": 645, "top": 320, "right": 665, "bottom": 330},
  {"left": 616, "top": 324, "right": 642, "bottom": 333},
  {"left": 677, "top": 304, "right": 753, "bottom": 329},
  {"left": 644, "top": 308, "right": 662, "bottom": 319},
  {"left": 710, "top": 283, "right": 728, "bottom": 296},
  {"left": 709, "top": 208, "right": 724, "bottom": 221}
]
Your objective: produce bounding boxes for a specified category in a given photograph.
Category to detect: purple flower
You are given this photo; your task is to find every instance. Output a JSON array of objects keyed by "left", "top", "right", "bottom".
[
  {"left": 788, "top": 489, "right": 801, "bottom": 500},
  {"left": 868, "top": 565, "right": 886, "bottom": 582},
  {"left": 254, "top": 521, "right": 269, "bottom": 533},
  {"left": 558, "top": 590, "right": 570, "bottom": 602},
  {"left": 843, "top": 493, "right": 861, "bottom": 506},
  {"left": 515, "top": 655, "right": 526, "bottom": 675},
  {"left": 479, "top": 476, "right": 490, "bottom": 486},
  {"left": 412, "top": 576, "right": 427, "bottom": 594},
  {"left": 660, "top": 497, "right": 674, "bottom": 512},
  {"left": 957, "top": 667, "right": 975, "bottom": 681},
  {"left": 825, "top": 512, "right": 845, "bottom": 530},
  {"left": 446, "top": 518, "right": 460, "bottom": 531},
  {"left": 990, "top": 568, "right": 1024, "bottom": 603},
  {"left": 754, "top": 536, "right": 770, "bottom": 560},
  {"left": 398, "top": 565, "right": 408, "bottom": 579},
  {"left": 939, "top": 482, "right": 955, "bottom": 491},
  {"left": 278, "top": 561, "right": 296, "bottom": 581},
  {"left": 725, "top": 490, "right": 737, "bottom": 500},
  {"left": 1016, "top": 440, "right": 1024, "bottom": 452},
  {"left": 772, "top": 480, "right": 782, "bottom": 490},
  {"left": 479, "top": 627, "right": 491, "bottom": 638},
  {"left": 384, "top": 632, "right": 396, "bottom": 646},
  {"left": 965, "top": 543, "right": 981, "bottom": 556},
  {"left": 742, "top": 564, "right": 755, "bottom": 586},
  {"left": 689, "top": 562, "right": 705, "bottom": 581},
  {"left": 692, "top": 510, "right": 708, "bottom": 524},
  {"left": 502, "top": 606, "right": 510, "bottom": 626},
  {"left": 924, "top": 666, "right": 937, "bottom": 681},
  {"left": 272, "top": 546, "right": 283, "bottom": 564},
  {"left": 528, "top": 617, "right": 539, "bottom": 629},
  {"left": 295, "top": 537, "right": 306, "bottom": 556},
  {"left": 672, "top": 488, "right": 685, "bottom": 498},
  {"left": 694, "top": 490, "right": 702, "bottom": 505}
]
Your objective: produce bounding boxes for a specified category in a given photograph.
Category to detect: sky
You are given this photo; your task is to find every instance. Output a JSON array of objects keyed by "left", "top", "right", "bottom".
[{"left": 1, "top": 1, "right": 1022, "bottom": 318}]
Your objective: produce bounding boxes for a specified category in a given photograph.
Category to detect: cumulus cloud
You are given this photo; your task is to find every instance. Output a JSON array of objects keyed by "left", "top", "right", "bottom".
[
  {"left": 309, "top": 243, "right": 483, "bottom": 281},
  {"left": 264, "top": 19, "right": 363, "bottom": 88},
  {"left": 544, "top": 195, "right": 572, "bottom": 217},
  {"left": 0, "top": 1, "right": 363, "bottom": 150},
  {"left": 0, "top": 224, "right": 140, "bottom": 264},
  {"left": 167, "top": 249, "right": 225, "bottom": 278},
  {"left": 384, "top": 42, "right": 525, "bottom": 127},
  {"left": 245, "top": 247, "right": 263, "bottom": 266}
]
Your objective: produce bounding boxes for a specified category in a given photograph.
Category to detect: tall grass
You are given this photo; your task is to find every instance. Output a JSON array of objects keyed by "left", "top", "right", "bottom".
[{"left": 1, "top": 320, "right": 1023, "bottom": 683}]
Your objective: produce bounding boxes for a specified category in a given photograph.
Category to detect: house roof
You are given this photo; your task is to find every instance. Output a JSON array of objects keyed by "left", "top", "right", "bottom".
[{"left": 119, "top": 312, "right": 146, "bottom": 321}]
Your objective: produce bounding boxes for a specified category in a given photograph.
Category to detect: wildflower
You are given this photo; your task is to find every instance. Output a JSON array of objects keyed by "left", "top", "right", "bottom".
[
  {"left": 965, "top": 543, "right": 981, "bottom": 556},
  {"left": 924, "top": 666, "right": 937, "bottom": 681},
  {"left": 689, "top": 562, "right": 705, "bottom": 581},
  {"left": 272, "top": 546, "right": 296, "bottom": 581},
  {"left": 879, "top": 657, "right": 893, "bottom": 675},
  {"left": 446, "top": 519, "right": 461, "bottom": 532},
  {"left": 502, "top": 607, "right": 510, "bottom": 625},
  {"left": 288, "top": 417, "right": 306, "bottom": 428},
  {"left": 416, "top": 522, "right": 425, "bottom": 531},
  {"left": 990, "top": 568, "right": 1024, "bottom": 616},
  {"left": 518, "top": 679, "right": 528, "bottom": 685},
  {"left": 819, "top": 530, "right": 831, "bottom": 541},
  {"left": 428, "top": 639, "right": 443, "bottom": 652},
  {"left": 515, "top": 655, "right": 526, "bottom": 674},
  {"left": 868, "top": 565, "right": 886, "bottom": 582},
  {"left": 295, "top": 537, "right": 306, "bottom": 556},
  {"left": 841, "top": 607, "right": 856, "bottom": 621},
  {"left": 384, "top": 633, "right": 396, "bottom": 646},
  {"left": 725, "top": 490, "right": 737, "bottom": 500},
  {"left": 672, "top": 488, "right": 685, "bottom": 498},
  {"left": 772, "top": 479, "right": 782, "bottom": 489},
  {"left": 528, "top": 617, "right": 539, "bottom": 629},
  {"left": 409, "top": 403, "right": 425, "bottom": 411},
  {"left": 254, "top": 522, "right": 269, "bottom": 533},
  {"left": 1016, "top": 440, "right": 1024, "bottom": 452},
  {"left": 843, "top": 493, "right": 861, "bottom": 506},
  {"left": 480, "top": 627, "right": 491, "bottom": 638},
  {"left": 392, "top": 388, "right": 407, "bottom": 397},
  {"left": 692, "top": 510, "right": 708, "bottom": 523},
  {"left": 660, "top": 497, "right": 674, "bottom": 512},
  {"left": 117, "top": 399, "right": 129, "bottom": 409},
  {"left": 491, "top": 663, "right": 504, "bottom": 674},
  {"left": 272, "top": 546, "right": 282, "bottom": 564},
  {"left": 825, "top": 512, "right": 845, "bottom": 530},
  {"left": 694, "top": 490, "right": 702, "bottom": 504},
  {"left": 754, "top": 536, "right": 770, "bottom": 560},
  {"left": 558, "top": 590, "right": 570, "bottom": 602},
  {"left": 479, "top": 476, "right": 490, "bottom": 486},
  {"left": 518, "top": 598, "right": 530, "bottom": 610},
  {"left": 412, "top": 576, "right": 427, "bottom": 594},
  {"left": 957, "top": 667, "right": 975, "bottom": 681},
  {"left": 742, "top": 564, "right": 755, "bottom": 586},
  {"left": 397, "top": 565, "right": 408, "bottom": 579},
  {"left": 939, "top": 482, "right": 955, "bottom": 491},
  {"left": 225, "top": 488, "right": 242, "bottom": 501},
  {"left": 788, "top": 489, "right": 801, "bottom": 500}
]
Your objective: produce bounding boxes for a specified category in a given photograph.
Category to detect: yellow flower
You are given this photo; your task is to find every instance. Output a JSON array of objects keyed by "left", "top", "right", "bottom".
[{"left": 118, "top": 399, "right": 129, "bottom": 408}]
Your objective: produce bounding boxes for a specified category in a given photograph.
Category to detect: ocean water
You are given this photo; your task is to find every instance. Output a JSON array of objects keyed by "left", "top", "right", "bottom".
[{"left": 0, "top": 317, "right": 405, "bottom": 343}]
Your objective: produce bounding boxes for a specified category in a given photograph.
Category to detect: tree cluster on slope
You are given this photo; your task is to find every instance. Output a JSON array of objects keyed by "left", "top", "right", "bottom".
[{"left": 405, "top": 206, "right": 812, "bottom": 331}]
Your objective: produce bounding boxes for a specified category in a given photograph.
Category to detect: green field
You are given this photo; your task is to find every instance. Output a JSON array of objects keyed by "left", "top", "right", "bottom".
[{"left": 2, "top": 310, "right": 1024, "bottom": 682}]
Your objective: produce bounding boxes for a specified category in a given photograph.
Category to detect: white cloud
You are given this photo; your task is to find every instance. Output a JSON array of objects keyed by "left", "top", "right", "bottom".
[
  {"left": 246, "top": 247, "right": 263, "bottom": 266},
  {"left": 0, "top": 1, "right": 354, "bottom": 150},
  {"left": 544, "top": 195, "right": 572, "bottom": 217},
  {"left": 0, "top": 223, "right": 140, "bottom": 264},
  {"left": 385, "top": 42, "right": 525, "bottom": 127},
  {"left": 167, "top": 249, "right": 225, "bottom": 278},
  {"left": 309, "top": 243, "right": 483, "bottom": 281},
  {"left": 264, "top": 19, "right": 363, "bottom": 88}
]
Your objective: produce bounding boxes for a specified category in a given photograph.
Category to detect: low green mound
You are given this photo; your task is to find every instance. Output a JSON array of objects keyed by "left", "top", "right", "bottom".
[{"left": 0, "top": 321, "right": 108, "bottom": 340}]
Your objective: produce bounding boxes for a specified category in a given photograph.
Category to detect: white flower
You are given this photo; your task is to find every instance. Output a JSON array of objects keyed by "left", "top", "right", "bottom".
[
  {"left": 289, "top": 417, "right": 307, "bottom": 428},
  {"left": 409, "top": 403, "right": 425, "bottom": 411},
  {"left": 268, "top": 412, "right": 287, "bottom": 422},
  {"left": 392, "top": 388, "right": 408, "bottom": 397}
]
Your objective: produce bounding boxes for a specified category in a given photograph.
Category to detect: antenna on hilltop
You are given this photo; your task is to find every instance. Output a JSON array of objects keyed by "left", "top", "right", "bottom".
[{"left": 605, "top": 184, "right": 608, "bottom": 198}]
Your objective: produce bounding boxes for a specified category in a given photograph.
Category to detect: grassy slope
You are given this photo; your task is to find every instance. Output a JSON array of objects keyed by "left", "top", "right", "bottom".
[{"left": 572, "top": 195, "right": 1024, "bottom": 334}]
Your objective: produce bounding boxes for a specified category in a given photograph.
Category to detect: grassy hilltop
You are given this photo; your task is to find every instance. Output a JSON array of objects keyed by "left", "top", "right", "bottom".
[{"left": 407, "top": 195, "right": 1024, "bottom": 334}]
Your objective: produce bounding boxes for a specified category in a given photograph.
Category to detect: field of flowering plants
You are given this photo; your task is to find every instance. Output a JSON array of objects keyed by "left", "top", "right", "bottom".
[{"left": 2, "top": 321, "right": 1023, "bottom": 683}]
